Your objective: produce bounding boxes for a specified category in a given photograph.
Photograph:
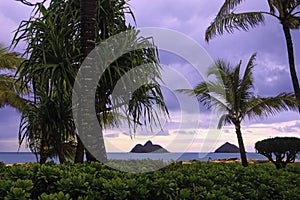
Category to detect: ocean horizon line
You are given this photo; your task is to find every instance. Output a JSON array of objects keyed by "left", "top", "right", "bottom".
[{"left": 0, "top": 151, "right": 259, "bottom": 154}]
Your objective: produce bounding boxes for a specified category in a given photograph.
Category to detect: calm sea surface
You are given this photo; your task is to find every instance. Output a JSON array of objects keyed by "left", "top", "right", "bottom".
[{"left": 2, "top": 152, "right": 299, "bottom": 164}]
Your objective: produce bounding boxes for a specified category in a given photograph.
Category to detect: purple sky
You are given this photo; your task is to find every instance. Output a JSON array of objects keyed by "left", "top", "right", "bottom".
[{"left": 0, "top": 0, "right": 299, "bottom": 152}]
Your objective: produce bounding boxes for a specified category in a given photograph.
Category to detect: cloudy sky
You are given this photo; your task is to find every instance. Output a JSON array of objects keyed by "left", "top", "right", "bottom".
[{"left": 0, "top": 0, "right": 299, "bottom": 153}]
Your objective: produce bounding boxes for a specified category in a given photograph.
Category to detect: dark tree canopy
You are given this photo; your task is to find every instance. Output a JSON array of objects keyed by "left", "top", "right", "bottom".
[{"left": 255, "top": 137, "right": 300, "bottom": 169}]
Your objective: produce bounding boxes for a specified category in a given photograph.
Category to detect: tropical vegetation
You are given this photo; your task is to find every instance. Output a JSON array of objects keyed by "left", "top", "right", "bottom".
[
  {"left": 0, "top": 44, "right": 28, "bottom": 113},
  {"left": 205, "top": 0, "right": 300, "bottom": 108},
  {"left": 179, "top": 53, "right": 299, "bottom": 167},
  {"left": 0, "top": 161, "right": 299, "bottom": 199},
  {"left": 8, "top": 0, "right": 300, "bottom": 173},
  {"left": 255, "top": 137, "right": 300, "bottom": 169},
  {"left": 12, "top": 0, "right": 168, "bottom": 164}
]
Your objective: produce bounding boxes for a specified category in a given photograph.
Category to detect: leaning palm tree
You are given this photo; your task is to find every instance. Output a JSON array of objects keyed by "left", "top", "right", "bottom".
[
  {"left": 179, "top": 53, "right": 299, "bottom": 167},
  {"left": 0, "top": 44, "right": 28, "bottom": 112},
  {"left": 205, "top": 0, "right": 300, "bottom": 107}
]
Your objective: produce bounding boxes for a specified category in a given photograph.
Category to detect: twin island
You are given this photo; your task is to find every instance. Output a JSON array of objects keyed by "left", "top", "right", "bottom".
[{"left": 130, "top": 140, "right": 240, "bottom": 153}]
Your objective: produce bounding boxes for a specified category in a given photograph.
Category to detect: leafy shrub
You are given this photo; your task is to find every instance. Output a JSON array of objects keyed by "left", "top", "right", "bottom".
[
  {"left": 38, "top": 191, "right": 70, "bottom": 200},
  {"left": 0, "top": 161, "right": 299, "bottom": 199},
  {"left": 255, "top": 137, "right": 300, "bottom": 169}
]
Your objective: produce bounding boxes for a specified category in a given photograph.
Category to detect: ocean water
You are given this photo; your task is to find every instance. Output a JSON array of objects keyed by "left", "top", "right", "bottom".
[{"left": 1, "top": 152, "right": 296, "bottom": 164}]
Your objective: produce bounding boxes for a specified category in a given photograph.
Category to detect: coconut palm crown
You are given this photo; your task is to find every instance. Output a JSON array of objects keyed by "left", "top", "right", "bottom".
[
  {"left": 205, "top": 0, "right": 300, "bottom": 110},
  {"left": 179, "top": 53, "right": 299, "bottom": 167}
]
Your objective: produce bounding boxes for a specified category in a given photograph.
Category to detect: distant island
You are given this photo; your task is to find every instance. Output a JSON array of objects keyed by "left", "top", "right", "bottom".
[
  {"left": 130, "top": 140, "right": 169, "bottom": 153},
  {"left": 214, "top": 142, "right": 240, "bottom": 153}
]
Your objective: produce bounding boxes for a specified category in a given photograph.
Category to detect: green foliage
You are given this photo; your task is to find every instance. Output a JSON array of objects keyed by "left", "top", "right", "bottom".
[
  {"left": 205, "top": 0, "right": 300, "bottom": 41},
  {"left": 7, "top": 165, "right": 30, "bottom": 180},
  {"left": 0, "top": 161, "right": 299, "bottom": 199},
  {"left": 2, "top": 179, "right": 32, "bottom": 200},
  {"left": 38, "top": 192, "right": 71, "bottom": 200},
  {"left": 205, "top": 0, "right": 300, "bottom": 130},
  {"left": 0, "top": 44, "right": 28, "bottom": 113},
  {"left": 178, "top": 54, "right": 299, "bottom": 167},
  {"left": 13, "top": 0, "right": 168, "bottom": 164},
  {"left": 255, "top": 137, "right": 300, "bottom": 169}
]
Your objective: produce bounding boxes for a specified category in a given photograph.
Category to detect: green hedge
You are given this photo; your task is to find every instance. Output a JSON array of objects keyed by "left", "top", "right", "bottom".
[{"left": 0, "top": 161, "right": 299, "bottom": 199}]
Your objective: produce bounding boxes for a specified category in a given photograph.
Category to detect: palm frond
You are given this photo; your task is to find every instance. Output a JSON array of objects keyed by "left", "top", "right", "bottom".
[
  {"left": 178, "top": 82, "right": 229, "bottom": 112},
  {"left": 217, "top": 0, "right": 246, "bottom": 16},
  {"left": 289, "top": 16, "right": 300, "bottom": 29},
  {"left": 217, "top": 114, "right": 232, "bottom": 129},
  {"left": 205, "top": 12, "right": 264, "bottom": 42},
  {"left": 245, "top": 93, "right": 299, "bottom": 120},
  {"left": 0, "top": 44, "right": 23, "bottom": 70},
  {"left": 236, "top": 54, "right": 256, "bottom": 114},
  {"left": 240, "top": 53, "right": 256, "bottom": 91},
  {"left": 267, "top": 0, "right": 276, "bottom": 14},
  {"left": 176, "top": 88, "right": 197, "bottom": 96},
  {"left": 207, "top": 59, "right": 231, "bottom": 83}
]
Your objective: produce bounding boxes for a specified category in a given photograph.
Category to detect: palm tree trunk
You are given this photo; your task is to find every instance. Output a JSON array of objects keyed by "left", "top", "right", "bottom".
[
  {"left": 40, "top": 144, "right": 48, "bottom": 164},
  {"left": 56, "top": 139, "right": 66, "bottom": 164},
  {"left": 235, "top": 123, "right": 248, "bottom": 167},
  {"left": 75, "top": 135, "right": 85, "bottom": 163},
  {"left": 40, "top": 152, "right": 47, "bottom": 164},
  {"left": 86, "top": 148, "right": 97, "bottom": 162},
  {"left": 282, "top": 25, "right": 300, "bottom": 106},
  {"left": 76, "top": 0, "right": 107, "bottom": 163}
]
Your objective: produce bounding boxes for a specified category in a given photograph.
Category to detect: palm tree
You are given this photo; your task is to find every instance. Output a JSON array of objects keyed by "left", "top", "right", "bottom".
[
  {"left": 0, "top": 44, "right": 28, "bottom": 112},
  {"left": 13, "top": 0, "right": 168, "bottom": 164},
  {"left": 76, "top": 0, "right": 168, "bottom": 163},
  {"left": 19, "top": 90, "right": 76, "bottom": 164},
  {"left": 205, "top": 0, "right": 300, "bottom": 106},
  {"left": 13, "top": 1, "right": 81, "bottom": 163},
  {"left": 179, "top": 53, "right": 299, "bottom": 167},
  {"left": 74, "top": 0, "right": 99, "bottom": 163}
]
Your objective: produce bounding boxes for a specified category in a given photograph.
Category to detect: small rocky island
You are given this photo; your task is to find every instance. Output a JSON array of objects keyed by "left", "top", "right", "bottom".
[
  {"left": 214, "top": 142, "right": 240, "bottom": 153},
  {"left": 130, "top": 140, "right": 169, "bottom": 153}
]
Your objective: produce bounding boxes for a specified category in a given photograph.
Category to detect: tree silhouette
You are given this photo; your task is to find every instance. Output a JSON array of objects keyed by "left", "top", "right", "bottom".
[{"left": 179, "top": 54, "right": 299, "bottom": 167}]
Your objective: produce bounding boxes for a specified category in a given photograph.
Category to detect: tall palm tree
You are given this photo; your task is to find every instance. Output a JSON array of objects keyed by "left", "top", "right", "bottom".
[
  {"left": 179, "top": 53, "right": 299, "bottom": 167},
  {"left": 74, "top": 0, "right": 99, "bottom": 163},
  {"left": 13, "top": 0, "right": 168, "bottom": 164},
  {"left": 205, "top": 0, "right": 300, "bottom": 106},
  {"left": 0, "top": 44, "right": 28, "bottom": 112},
  {"left": 76, "top": 0, "right": 168, "bottom": 163}
]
